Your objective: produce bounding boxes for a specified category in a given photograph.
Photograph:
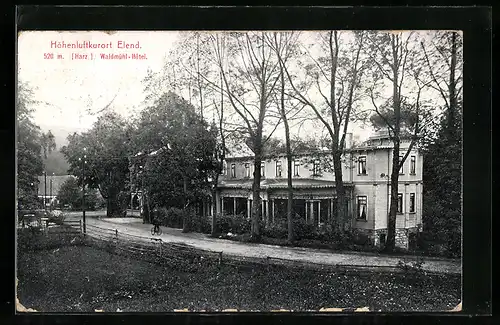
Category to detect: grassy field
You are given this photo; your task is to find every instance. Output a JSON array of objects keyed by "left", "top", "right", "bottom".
[{"left": 16, "top": 244, "right": 461, "bottom": 312}]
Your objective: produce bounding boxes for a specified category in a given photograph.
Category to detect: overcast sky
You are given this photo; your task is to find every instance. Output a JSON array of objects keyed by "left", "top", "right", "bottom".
[
  {"left": 18, "top": 31, "right": 447, "bottom": 147},
  {"left": 18, "top": 31, "right": 179, "bottom": 134}
]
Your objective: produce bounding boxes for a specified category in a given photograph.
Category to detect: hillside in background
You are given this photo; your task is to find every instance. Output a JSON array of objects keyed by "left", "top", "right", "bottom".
[
  {"left": 43, "top": 150, "right": 70, "bottom": 176},
  {"left": 39, "top": 124, "right": 83, "bottom": 176}
]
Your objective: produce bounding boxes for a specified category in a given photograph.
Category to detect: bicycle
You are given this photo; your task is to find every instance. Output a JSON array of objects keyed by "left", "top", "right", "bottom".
[{"left": 151, "top": 224, "right": 162, "bottom": 236}]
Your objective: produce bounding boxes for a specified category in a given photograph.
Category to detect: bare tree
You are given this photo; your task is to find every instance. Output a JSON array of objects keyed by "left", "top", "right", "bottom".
[
  {"left": 420, "top": 31, "right": 463, "bottom": 136},
  {"left": 277, "top": 31, "right": 367, "bottom": 232},
  {"left": 365, "top": 31, "right": 436, "bottom": 252},
  {"left": 202, "top": 32, "right": 282, "bottom": 241},
  {"left": 267, "top": 31, "right": 307, "bottom": 242}
]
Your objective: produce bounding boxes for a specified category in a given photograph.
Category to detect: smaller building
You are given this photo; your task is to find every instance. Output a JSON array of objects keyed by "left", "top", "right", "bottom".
[{"left": 37, "top": 175, "right": 74, "bottom": 207}]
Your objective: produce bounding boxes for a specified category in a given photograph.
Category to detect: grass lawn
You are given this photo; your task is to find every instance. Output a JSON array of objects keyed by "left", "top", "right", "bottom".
[{"left": 16, "top": 244, "right": 461, "bottom": 312}]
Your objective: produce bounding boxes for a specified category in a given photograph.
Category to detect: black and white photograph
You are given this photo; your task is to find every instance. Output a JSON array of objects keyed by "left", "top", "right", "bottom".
[{"left": 16, "top": 28, "right": 463, "bottom": 313}]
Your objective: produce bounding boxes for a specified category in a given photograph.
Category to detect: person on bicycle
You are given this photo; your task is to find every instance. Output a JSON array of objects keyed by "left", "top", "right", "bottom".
[{"left": 152, "top": 207, "right": 161, "bottom": 234}]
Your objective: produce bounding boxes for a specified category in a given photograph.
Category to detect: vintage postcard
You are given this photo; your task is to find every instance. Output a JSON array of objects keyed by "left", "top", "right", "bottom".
[{"left": 16, "top": 29, "right": 462, "bottom": 313}]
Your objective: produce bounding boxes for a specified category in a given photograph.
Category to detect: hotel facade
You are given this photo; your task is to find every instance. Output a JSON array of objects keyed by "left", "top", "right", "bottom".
[
  {"left": 129, "top": 131, "right": 423, "bottom": 250},
  {"left": 214, "top": 132, "right": 423, "bottom": 250}
]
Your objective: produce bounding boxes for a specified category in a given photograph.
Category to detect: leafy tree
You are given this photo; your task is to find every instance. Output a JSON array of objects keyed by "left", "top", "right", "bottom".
[
  {"left": 420, "top": 32, "right": 462, "bottom": 256},
  {"left": 57, "top": 177, "right": 79, "bottom": 208},
  {"left": 61, "top": 112, "right": 130, "bottom": 217},
  {"left": 130, "top": 92, "right": 219, "bottom": 230},
  {"left": 17, "top": 82, "right": 47, "bottom": 209}
]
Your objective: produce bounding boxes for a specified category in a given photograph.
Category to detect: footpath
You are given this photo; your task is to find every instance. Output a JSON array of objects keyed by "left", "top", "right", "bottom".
[{"left": 67, "top": 215, "right": 461, "bottom": 275}]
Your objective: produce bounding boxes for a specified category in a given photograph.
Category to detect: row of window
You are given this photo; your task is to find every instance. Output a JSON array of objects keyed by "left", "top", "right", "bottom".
[
  {"left": 224, "top": 155, "right": 417, "bottom": 179},
  {"left": 357, "top": 155, "right": 417, "bottom": 176},
  {"left": 225, "top": 160, "right": 321, "bottom": 178},
  {"left": 356, "top": 193, "right": 416, "bottom": 220}
]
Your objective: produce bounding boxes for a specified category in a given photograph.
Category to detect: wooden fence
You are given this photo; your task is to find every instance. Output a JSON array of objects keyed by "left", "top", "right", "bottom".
[
  {"left": 62, "top": 222, "right": 452, "bottom": 275},
  {"left": 83, "top": 224, "right": 223, "bottom": 267}
]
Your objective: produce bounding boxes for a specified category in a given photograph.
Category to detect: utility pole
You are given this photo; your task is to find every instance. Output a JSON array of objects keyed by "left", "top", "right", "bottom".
[
  {"left": 49, "top": 173, "right": 54, "bottom": 210},
  {"left": 43, "top": 171, "right": 47, "bottom": 211}
]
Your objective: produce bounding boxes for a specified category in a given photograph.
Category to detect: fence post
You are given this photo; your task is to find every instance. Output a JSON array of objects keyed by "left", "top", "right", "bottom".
[
  {"left": 159, "top": 239, "right": 162, "bottom": 258},
  {"left": 218, "top": 251, "right": 223, "bottom": 266},
  {"left": 115, "top": 229, "right": 119, "bottom": 247}
]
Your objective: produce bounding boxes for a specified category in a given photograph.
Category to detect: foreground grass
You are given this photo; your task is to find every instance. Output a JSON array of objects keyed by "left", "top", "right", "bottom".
[{"left": 16, "top": 245, "right": 460, "bottom": 312}]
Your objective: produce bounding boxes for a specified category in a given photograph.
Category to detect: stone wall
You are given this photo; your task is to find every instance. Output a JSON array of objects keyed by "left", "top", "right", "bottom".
[
  {"left": 395, "top": 227, "right": 419, "bottom": 250},
  {"left": 353, "top": 227, "right": 419, "bottom": 250},
  {"left": 373, "top": 229, "right": 388, "bottom": 247},
  {"left": 395, "top": 228, "right": 409, "bottom": 249}
]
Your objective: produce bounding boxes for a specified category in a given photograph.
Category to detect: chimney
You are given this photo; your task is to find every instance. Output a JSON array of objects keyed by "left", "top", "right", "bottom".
[{"left": 345, "top": 133, "right": 353, "bottom": 149}]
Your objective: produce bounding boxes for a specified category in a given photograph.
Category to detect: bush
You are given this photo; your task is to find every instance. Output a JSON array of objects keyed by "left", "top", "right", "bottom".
[
  {"left": 214, "top": 213, "right": 251, "bottom": 235},
  {"left": 159, "top": 207, "right": 184, "bottom": 229},
  {"left": 215, "top": 214, "right": 231, "bottom": 234},
  {"left": 351, "top": 230, "right": 372, "bottom": 247},
  {"left": 416, "top": 231, "right": 456, "bottom": 257},
  {"left": 293, "top": 218, "right": 315, "bottom": 240},
  {"left": 262, "top": 220, "right": 288, "bottom": 239},
  {"left": 189, "top": 214, "right": 211, "bottom": 234},
  {"left": 231, "top": 214, "right": 251, "bottom": 234}
]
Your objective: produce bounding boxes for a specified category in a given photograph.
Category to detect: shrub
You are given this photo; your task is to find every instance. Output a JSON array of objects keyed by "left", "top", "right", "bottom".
[
  {"left": 262, "top": 220, "right": 288, "bottom": 239},
  {"left": 159, "top": 207, "right": 184, "bottom": 229},
  {"left": 352, "top": 230, "right": 372, "bottom": 247},
  {"left": 293, "top": 218, "right": 315, "bottom": 240},
  {"left": 214, "top": 213, "right": 252, "bottom": 235},
  {"left": 231, "top": 214, "right": 251, "bottom": 234},
  {"left": 215, "top": 214, "right": 232, "bottom": 234},
  {"left": 189, "top": 214, "right": 211, "bottom": 234},
  {"left": 417, "top": 231, "right": 450, "bottom": 257}
]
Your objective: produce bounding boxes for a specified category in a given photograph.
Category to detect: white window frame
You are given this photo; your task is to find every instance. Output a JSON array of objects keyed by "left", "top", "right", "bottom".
[
  {"left": 230, "top": 164, "right": 236, "bottom": 178},
  {"left": 260, "top": 162, "right": 265, "bottom": 177},
  {"left": 409, "top": 193, "right": 415, "bottom": 213},
  {"left": 397, "top": 193, "right": 404, "bottom": 214},
  {"left": 357, "top": 196, "right": 367, "bottom": 220},
  {"left": 410, "top": 155, "right": 416, "bottom": 175},
  {"left": 358, "top": 156, "right": 367, "bottom": 175},
  {"left": 276, "top": 160, "right": 282, "bottom": 177},
  {"left": 399, "top": 155, "right": 405, "bottom": 175},
  {"left": 293, "top": 160, "right": 300, "bottom": 176},
  {"left": 245, "top": 163, "right": 250, "bottom": 178}
]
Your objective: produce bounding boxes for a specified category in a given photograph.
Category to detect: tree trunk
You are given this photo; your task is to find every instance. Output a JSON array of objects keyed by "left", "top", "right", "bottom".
[
  {"left": 250, "top": 143, "right": 263, "bottom": 242},
  {"left": 286, "top": 150, "right": 294, "bottom": 243},
  {"left": 385, "top": 35, "right": 402, "bottom": 252},
  {"left": 211, "top": 173, "right": 220, "bottom": 236},
  {"left": 332, "top": 145, "right": 348, "bottom": 232},
  {"left": 106, "top": 191, "right": 121, "bottom": 217},
  {"left": 280, "top": 64, "right": 294, "bottom": 243},
  {"left": 182, "top": 176, "right": 189, "bottom": 233},
  {"left": 211, "top": 188, "right": 218, "bottom": 236},
  {"left": 385, "top": 142, "right": 401, "bottom": 252}
]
